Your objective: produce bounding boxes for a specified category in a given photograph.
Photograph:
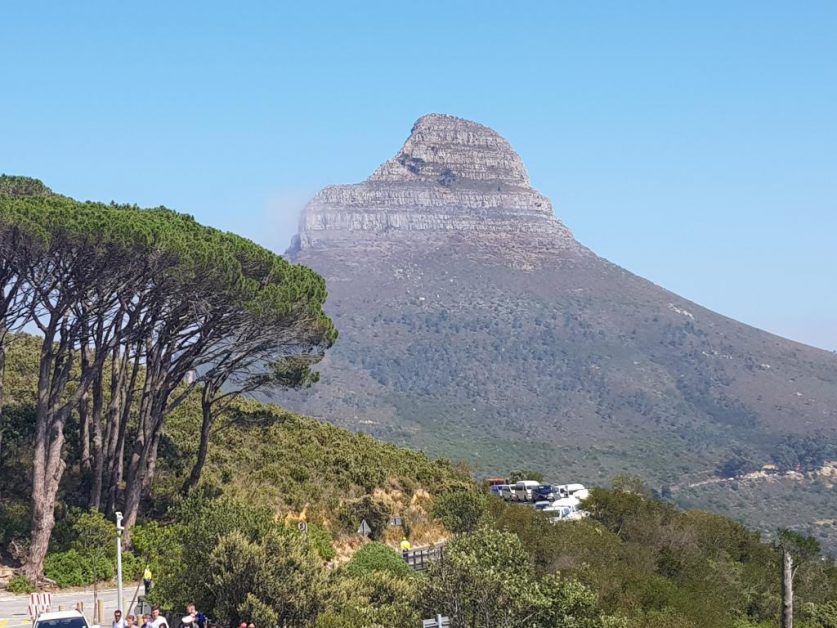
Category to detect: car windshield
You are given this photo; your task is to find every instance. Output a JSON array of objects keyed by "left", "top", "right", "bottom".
[{"left": 36, "top": 619, "right": 88, "bottom": 628}]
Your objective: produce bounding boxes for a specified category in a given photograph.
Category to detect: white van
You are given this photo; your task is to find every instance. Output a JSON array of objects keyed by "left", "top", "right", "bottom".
[
  {"left": 512, "top": 480, "right": 540, "bottom": 502},
  {"left": 499, "top": 484, "right": 514, "bottom": 501}
]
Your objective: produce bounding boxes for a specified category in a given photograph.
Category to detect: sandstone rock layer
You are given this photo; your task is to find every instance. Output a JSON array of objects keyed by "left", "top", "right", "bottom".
[{"left": 295, "top": 114, "right": 576, "bottom": 252}]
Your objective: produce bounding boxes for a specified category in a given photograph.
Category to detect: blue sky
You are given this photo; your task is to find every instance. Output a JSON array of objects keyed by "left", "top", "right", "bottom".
[{"left": 2, "top": 1, "right": 835, "bottom": 350}]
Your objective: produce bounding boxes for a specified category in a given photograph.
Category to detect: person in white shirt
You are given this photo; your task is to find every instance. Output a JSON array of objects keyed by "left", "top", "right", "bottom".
[
  {"left": 112, "top": 610, "right": 126, "bottom": 628},
  {"left": 149, "top": 607, "right": 169, "bottom": 628}
]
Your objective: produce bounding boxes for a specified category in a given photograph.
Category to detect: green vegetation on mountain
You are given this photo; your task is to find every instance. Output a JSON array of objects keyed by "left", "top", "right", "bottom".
[
  {"left": 284, "top": 244, "right": 837, "bottom": 553},
  {"left": 676, "top": 470, "right": 837, "bottom": 559}
]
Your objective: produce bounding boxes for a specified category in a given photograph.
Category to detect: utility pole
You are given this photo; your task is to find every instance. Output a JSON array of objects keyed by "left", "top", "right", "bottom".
[
  {"left": 781, "top": 547, "right": 793, "bottom": 628},
  {"left": 116, "top": 512, "right": 125, "bottom": 615}
]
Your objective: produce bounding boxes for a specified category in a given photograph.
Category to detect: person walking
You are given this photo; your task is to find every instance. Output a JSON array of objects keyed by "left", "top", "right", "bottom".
[{"left": 143, "top": 566, "right": 153, "bottom": 596}]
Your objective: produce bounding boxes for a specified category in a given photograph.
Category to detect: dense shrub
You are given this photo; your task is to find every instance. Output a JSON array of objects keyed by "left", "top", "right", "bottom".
[
  {"left": 316, "top": 571, "right": 420, "bottom": 627},
  {"left": 44, "top": 549, "right": 114, "bottom": 587},
  {"left": 306, "top": 524, "right": 336, "bottom": 562},
  {"left": 432, "top": 490, "right": 486, "bottom": 533},
  {"left": 209, "top": 528, "right": 326, "bottom": 626},
  {"left": 343, "top": 542, "right": 413, "bottom": 578},
  {"left": 7, "top": 575, "right": 36, "bottom": 593},
  {"left": 420, "top": 527, "right": 615, "bottom": 627},
  {"left": 0, "top": 501, "right": 30, "bottom": 547}
]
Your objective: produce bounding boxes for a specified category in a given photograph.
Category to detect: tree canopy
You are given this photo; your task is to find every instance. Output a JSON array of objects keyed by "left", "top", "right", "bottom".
[{"left": 0, "top": 178, "right": 335, "bottom": 578}]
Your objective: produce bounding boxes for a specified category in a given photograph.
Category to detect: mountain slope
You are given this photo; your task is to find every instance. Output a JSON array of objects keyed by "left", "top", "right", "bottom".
[{"left": 281, "top": 114, "right": 837, "bottom": 486}]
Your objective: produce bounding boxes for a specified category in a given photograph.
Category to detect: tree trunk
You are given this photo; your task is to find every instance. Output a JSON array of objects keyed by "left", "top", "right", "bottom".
[
  {"left": 79, "top": 394, "right": 91, "bottom": 474},
  {"left": 26, "top": 445, "right": 66, "bottom": 580},
  {"left": 782, "top": 548, "right": 793, "bottom": 628},
  {"left": 183, "top": 397, "right": 214, "bottom": 494},
  {"left": 88, "top": 378, "right": 105, "bottom": 510},
  {"left": 0, "top": 340, "right": 5, "bottom": 500},
  {"left": 142, "top": 427, "right": 162, "bottom": 498},
  {"left": 105, "top": 350, "right": 138, "bottom": 516},
  {"left": 122, "top": 388, "right": 164, "bottom": 544},
  {"left": 24, "top": 328, "right": 61, "bottom": 580}
]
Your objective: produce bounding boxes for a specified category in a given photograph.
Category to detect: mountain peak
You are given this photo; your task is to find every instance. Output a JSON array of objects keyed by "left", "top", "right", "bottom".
[
  {"left": 291, "top": 114, "right": 576, "bottom": 256},
  {"left": 368, "top": 114, "right": 532, "bottom": 188}
]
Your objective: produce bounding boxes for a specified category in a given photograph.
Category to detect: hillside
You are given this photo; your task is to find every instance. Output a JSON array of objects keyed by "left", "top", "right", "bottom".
[
  {"left": 2, "top": 185, "right": 836, "bottom": 627},
  {"left": 674, "top": 463, "right": 837, "bottom": 555},
  {"left": 0, "top": 332, "right": 466, "bottom": 559},
  {"left": 280, "top": 114, "right": 837, "bottom": 511}
]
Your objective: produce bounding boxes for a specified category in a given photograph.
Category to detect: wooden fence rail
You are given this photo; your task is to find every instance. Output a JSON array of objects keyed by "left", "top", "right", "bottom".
[{"left": 402, "top": 544, "right": 446, "bottom": 572}]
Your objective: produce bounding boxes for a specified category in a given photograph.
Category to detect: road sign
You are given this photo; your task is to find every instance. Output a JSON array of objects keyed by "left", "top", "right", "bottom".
[
  {"left": 297, "top": 521, "right": 308, "bottom": 533},
  {"left": 357, "top": 519, "right": 372, "bottom": 536},
  {"left": 422, "top": 614, "right": 450, "bottom": 628},
  {"left": 388, "top": 516, "right": 402, "bottom": 527}
]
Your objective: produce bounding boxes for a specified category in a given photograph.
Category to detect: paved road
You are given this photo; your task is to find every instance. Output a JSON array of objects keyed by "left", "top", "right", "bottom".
[{"left": 0, "top": 584, "right": 144, "bottom": 627}]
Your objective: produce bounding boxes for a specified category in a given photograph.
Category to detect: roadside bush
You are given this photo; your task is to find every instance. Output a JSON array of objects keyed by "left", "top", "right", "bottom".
[
  {"left": 343, "top": 542, "right": 413, "bottom": 578},
  {"left": 420, "top": 527, "right": 615, "bottom": 627},
  {"left": 316, "top": 570, "right": 420, "bottom": 627},
  {"left": 432, "top": 490, "right": 486, "bottom": 533},
  {"left": 44, "top": 549, "right": 114, "bottom": 587},
  {"left": 209, "top": 528, "right": 326, "bottom": 626},
  {"left": 121, "top": 550, "right": 143, "bottom": 580},
  {"left": 7, "top": 575, "right": 36, "bottom": 594}
]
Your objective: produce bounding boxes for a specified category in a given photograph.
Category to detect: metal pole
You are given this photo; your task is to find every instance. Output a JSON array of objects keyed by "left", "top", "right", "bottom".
[
  {"left": 116, "top": 512, "right": 125, "bottom": 615},
  {"left": 436, "top": 614, "right": 443, "bottom": 627}
]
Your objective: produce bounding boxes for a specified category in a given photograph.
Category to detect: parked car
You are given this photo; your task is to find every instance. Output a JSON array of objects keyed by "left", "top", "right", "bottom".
[
  {"left": 533, "top": 484, "right": 559, "bottom": 501},
  {"left": 512, "top": 480, "right": 541, "bottom": 502},
  {"left": 34, "top": 611, "right": 92, "bottom": 628},
  {"left": 557, "top": 483, "right": 589, "bottom": 500},
  {"left": 499, "top": 484, "right": 514, "bottom": 501},
  {"left": 534, "top": 500, "right": 552, "bottom": 510},
  {"left": 550, "top": 496, "right": 581, "bottom": 509},
  {"left": 543, "top": 505, "right": 575, "bottom": 520}
]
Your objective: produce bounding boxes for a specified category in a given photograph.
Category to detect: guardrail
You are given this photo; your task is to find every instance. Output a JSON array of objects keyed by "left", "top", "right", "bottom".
[{"left": 402, "top": 544, "right": 445, "bottom": 572}]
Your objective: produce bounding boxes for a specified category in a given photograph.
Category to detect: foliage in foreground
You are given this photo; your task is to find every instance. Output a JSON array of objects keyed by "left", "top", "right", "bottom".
[
  {"left": 421, "top": 527, "right": 621, "bottom": 627},
  {"left": 488, "top": 484, "right": 837, "bottom": 628}
]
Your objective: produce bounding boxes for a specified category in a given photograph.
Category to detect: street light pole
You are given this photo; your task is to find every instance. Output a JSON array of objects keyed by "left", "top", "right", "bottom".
[{"left": 116, "top": 512, "right": 125, "bottom": 615}]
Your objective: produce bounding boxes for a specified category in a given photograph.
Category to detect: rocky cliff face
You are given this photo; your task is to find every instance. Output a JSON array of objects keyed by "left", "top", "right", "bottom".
[{"left": 292, "top": 114, "right": 576, "bottom": 256}]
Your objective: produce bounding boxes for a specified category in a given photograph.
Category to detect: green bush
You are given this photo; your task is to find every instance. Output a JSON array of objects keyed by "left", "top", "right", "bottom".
[
  {"left": 343, "top": 542, "right": 413, "bottom": 578},
  {"left": 121, "top": 550, "right": 143, "bottom": 580},
  {"left": 306, "top": 524, "right": 336, "bottom": 562},
  {"left": 7, "top": 575, "right": 36, "bottom": 594},
  {"left": 44, "top": 549, "right": 114, "bottom": 587},
  {"left": 316, "top": 571, "right": 420, "bottom": 627},
  {"left": 432, "top": 491, "right": 486, "bottom": 533},
  {"left": 0, "top": 501, "right": 30, "bottom": 546}
]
